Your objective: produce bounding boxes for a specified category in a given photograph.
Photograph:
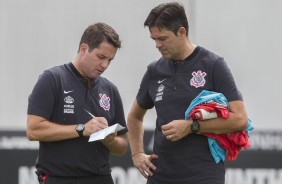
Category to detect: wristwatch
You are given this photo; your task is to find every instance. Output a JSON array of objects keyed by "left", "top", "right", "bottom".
[
  {"left": 191, "top": 119, "right": 200, "bottom": 134},
  {"left": 75, "top": 124, "right": 85, "bottom": 137}
]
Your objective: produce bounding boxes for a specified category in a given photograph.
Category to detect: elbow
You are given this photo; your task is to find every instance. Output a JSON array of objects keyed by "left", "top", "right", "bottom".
[
  {"left": 117, "top": 148, "right": 128, "bottom": 156},
  {"left": 111, "top": 145, "right": 128, "bottom": 156},
  {"left": 119, "top": 141, "right": 129, "bottom": 156},
  {"left": 26, "top": 116, "right": 42, "bottom": 141},
  {"left": 26, "top": 123, "right": 40, "bottom": 141},
  {"left": 26, "top": 129, "right": 37, "bottom": 141},
  {"left": 26, "top": 133, "right": 35, "bottom": 141},
  {"left": 114, "top": 138, "right": 129, "bottom": 156}
]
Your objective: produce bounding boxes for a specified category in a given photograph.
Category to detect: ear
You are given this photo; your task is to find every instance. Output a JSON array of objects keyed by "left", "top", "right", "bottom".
[
  {"left": 79, "top": 43, "right": 89, "bottom": 53},
  {"left": 177, "top": 27, "right": 187, "bottom": 38}
]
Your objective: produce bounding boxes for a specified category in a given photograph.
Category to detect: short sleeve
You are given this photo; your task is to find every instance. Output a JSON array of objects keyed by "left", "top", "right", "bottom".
[
  {"left": 27, "top": 70, "right": 57, "bottom": 120},
  {"left": 212, "top": 58, "right": 243, "bottom": 102},
  {"left": 136, "top": 68, "right": 154, "bottom": 109}
]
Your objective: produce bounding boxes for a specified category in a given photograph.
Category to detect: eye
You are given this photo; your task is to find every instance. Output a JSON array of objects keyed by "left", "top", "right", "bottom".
[
  {"left": 158, "top": 37, "right": 167, "bottom": 41},
  {"left": 97, "top": 54, "right": 106, "bottom": 59}
]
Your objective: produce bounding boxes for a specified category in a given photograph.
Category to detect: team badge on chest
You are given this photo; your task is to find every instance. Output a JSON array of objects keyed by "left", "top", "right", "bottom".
[
  {"left": 190, "top": 70, "right": 207, "bottom": 88},
  {"left": 99, "top": 93, "right": 110, "bottom": 111}
]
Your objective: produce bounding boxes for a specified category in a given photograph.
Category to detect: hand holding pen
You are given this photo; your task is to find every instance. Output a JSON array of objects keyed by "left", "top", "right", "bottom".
[
  {"left": 83, "top": 109, "right": 108, "bottom": 136},
  {"left": 84, "top": 109, "right": 117, "bottom": 145}
]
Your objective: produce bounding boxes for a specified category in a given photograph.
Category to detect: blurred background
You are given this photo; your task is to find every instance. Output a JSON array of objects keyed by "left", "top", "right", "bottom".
[{"left": 1, "top": 0, "right": 281, "bottom": 184}]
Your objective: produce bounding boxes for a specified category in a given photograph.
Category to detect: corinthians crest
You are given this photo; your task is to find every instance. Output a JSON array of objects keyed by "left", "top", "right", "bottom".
[
  {"left": 99, "top": 93, "right": 110, "bottom": 111},
  {"left": 190, "top": 70, "right": 207, "bottom": 88}
]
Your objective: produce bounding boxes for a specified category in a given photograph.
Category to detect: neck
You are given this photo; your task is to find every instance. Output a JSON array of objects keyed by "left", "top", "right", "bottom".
[
  {"left": 87, "top": 78, "right": 93, "bottom": 88},
  {"left": 181, "top": 40, "right": 197, "bottom": 60},
  {"left": 72, "top": 55, "right": 87, "bottom": 78},
  {"left": 72, "top": 57, "right": 94, "bottom": 88}
]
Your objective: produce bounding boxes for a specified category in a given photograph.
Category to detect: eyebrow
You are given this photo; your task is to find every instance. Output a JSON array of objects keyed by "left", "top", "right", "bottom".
[
  {"left": 151, "top": 35, "right": 167, "bottom": 40},
  {"left": 97, "top": 52, "right": 114, "bottom": 60}
]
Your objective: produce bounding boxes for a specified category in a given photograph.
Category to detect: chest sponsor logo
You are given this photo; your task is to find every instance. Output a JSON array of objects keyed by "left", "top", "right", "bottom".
[
  {"left": 99, "top": 94, "right": 110, "bottom": 111},
  {"left": 190, "top": 70, "right": 207, "bottom": 88},
  {"left": 155, "top": 84, "right": 165, "bottom": 102},
  {"left": 64, "top": 96, "right": 74, "bottom": 114},
  {"left": 64, "top": 96, "right": 74, "bottom": 104}
]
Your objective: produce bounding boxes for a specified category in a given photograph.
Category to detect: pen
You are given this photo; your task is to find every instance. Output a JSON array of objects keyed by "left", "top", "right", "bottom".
[{"left": 83, "top": 109, "right": 96, "bottom": 118}]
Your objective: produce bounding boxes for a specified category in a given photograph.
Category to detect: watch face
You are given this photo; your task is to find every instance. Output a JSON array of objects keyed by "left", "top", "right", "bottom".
[
  {"left": 191, "top": 124, "right": 199, "bottom": 131},
  {"left": 191, "top": 120, "right": 200, "bottom": 133},
  {"left": 76, "top": 124, "right": 84, "bottom": 131}
]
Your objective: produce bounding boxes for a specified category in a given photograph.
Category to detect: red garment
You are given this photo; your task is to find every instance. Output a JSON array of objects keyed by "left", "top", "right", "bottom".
[
  {"left": 189, "top": 101, "right": 229, "bottom": 120},
  {"left": 204, "top": 131, "right": 250, "bottom": 160},
  {"left": 188, "top": 101, "right": 250, "bottom": 161}
]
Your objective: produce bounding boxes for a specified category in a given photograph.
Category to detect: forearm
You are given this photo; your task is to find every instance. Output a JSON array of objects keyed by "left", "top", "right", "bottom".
[
  {"left": 27, "top": 116, "right": 79, "bottom": 142},
  {"left": 191, "top": 100, "right": 248, "bottom": 134},
  {"left": 104, "top": 134, "right": 128, "bottom": 156},
  {"left": 127, "top": 117, "right": 145, "bottom": 157},
  {"left": 198, "top": 112, "right": 248, "bottom": 134},
  {"left": 127, "top": 100, "right": 148, "bottom": 156}
]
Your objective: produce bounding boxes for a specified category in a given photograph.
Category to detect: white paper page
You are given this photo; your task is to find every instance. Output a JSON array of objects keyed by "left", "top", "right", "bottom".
[{"left": 88, "top": 123, "right": 125, "bottom": 142}]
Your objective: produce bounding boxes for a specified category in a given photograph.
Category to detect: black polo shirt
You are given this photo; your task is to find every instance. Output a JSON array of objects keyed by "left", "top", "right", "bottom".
[
  {"left": 137, "top": 46, "right": 242, "bottom": 184},
  {"left": 28, "top": 63, "right": 127, "bottom": 177}
]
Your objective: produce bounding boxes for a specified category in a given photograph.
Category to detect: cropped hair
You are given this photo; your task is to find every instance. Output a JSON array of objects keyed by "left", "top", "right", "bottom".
[
  {"left": 144, "top": 2, "right": 189, "bottom": 36},
  {"left": 78, "top": 22, "right": 121, "bottom": 53}
]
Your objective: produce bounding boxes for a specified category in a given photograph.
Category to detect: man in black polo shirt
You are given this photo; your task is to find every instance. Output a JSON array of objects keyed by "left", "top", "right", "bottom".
[
  {"left": 127, "top": 2, "right": 249, "bottom": 184},
  {"left": 27, "top": 22, "right": 128, "bottom": 184}
]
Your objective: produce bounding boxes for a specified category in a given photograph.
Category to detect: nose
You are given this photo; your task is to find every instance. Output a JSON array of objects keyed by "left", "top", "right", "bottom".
[
  {"left": 100, "top": 60, "right": 110, "bottom": 69},
  {"left": 155, "top": 40, "right": 162, "bottom": 49}
]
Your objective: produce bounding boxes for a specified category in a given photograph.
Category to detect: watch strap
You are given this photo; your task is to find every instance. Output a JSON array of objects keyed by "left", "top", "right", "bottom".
[
  {"left": 191, "top": 119, "right": 200, "bottom": 134},
  {"left": 76, "top": 124, "right": 85, "bottom": 137}
]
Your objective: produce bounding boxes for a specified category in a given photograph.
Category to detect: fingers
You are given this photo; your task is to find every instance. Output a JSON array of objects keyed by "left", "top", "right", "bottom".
[
  {"left": 162, "top": 122, "right": 175, "bottom": 140},
  {"left": 148, "top": 154, "right": 158, "bottom": 170},
  {"left": 167, "top": 135, "right": 172, "bottom": 140},
  {"left": 166, "top": 134, "right": 177, "bottom": 141},
  {"left": 94, "top": 117, "right": 108, "bottom": 127},
  {"left": 161, "top": 122, "right": 171, "bottom": 131},
  {"left": 106, "top": 132, "right": 117, "bottom": 139},
  {"left": 139, "top": 166, "right": 150, "bottom": 179},
  {"left": 139, "top": 161, "right": 155, "bottom": 178},
  {"left": 165, "top": 134, "right": 173, "bottom": 141},
  {"left": 149, "top": 154, "right": 158, "bottom": 160},
  {"left": 132, "top": 153, "right": 158, "bottom": 179},
  {"left": 161, "top": 121, "right": 174, "bottom": 135},
  {"left": 102, "top": 133, "right": 117, "bottom": 145},
  {"left": 84, "top": 117, "right": 108, "bottom": 136},
  {"left": 162, "top": 120, "right": 190, "bottom": 141}
]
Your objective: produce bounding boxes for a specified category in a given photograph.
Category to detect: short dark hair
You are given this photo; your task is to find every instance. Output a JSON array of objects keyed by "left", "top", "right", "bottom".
[
  {"left": 144, "top": 2, "right": 189, "bottom": 36},
  {"left": 78, "top": 22, "right": 121, "bottom": 53}
]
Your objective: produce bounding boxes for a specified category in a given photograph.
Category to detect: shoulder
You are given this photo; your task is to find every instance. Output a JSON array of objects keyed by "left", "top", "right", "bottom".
[
  {"left": 35, "top": 64, "right": 71, "bottom": 90},
  {"left": 147, "top": 57, "right": 167, "bottom": 69},
  {"left": 47, "top": 64, "right": 68, "bottom": 76},
  {"left": 146, "top": 57, "right": 171, "bottom": 77},
  {"left": 38, "top": 64, "right": 67, "bottom": 79},
  {"left": 196, "top": 46, "right": 223, "bottom": 62},
  {"left": 193, "top": 46, "right": 228, "bottom": 72},
  {"left": 40, "top": 64, "right": 73, "bottom": 84},
  {"left": 98, "top": 77, "right": 118, "bottom": 91}
]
